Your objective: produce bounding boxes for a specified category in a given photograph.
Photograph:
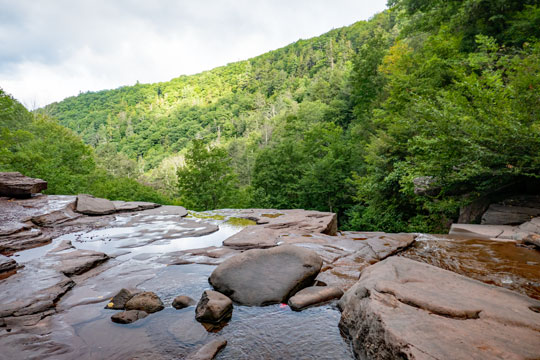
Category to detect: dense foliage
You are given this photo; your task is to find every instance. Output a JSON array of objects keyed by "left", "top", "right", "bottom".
[
  {"left": 31, "top": 0, "right": 540, "bottom": 231},
  {"left": 0, "top": 88, "right": 170, "bottom": 203}
]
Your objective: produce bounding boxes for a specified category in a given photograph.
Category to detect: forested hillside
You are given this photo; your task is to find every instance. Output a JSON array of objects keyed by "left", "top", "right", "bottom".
[
  {"left": 0, "top": 89, "right": 170, "bottom": 203},
  {"left": 38, "top": 0, "right": 540, "bottom": 231}
]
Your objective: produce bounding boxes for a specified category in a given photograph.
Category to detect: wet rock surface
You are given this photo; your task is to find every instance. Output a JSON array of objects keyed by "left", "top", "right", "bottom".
[
  {"left": 187, "top": 337, "right": 227, "bottom": 360},
  {"left": 0, "top": 172, "right": 47, "bottom": 198},
  {"left": 173, "top": 295, "right": 196, "bottom": 309},
  {"left": 222, "top": 209, "right": 337, "bottom": 249},
  {"left": 125, "top": 291, "right": 164, "bottom": 313},
  {"left": 111, "top": 310, "right": 148, "bottom": 324},
  {"left": 401, "top": 234, "right": 540, "bottom": 300},
  {"left": 1, "top": 192, "right": 538, "bottom": 360},
  {"left": 339, "top": 256, "right": 540, "bottom": 360},
  {"left": 195, "top": 290, "right": 233, "bottom": 324},
  {"left": 288, "top": 286, "right": 343, "bottom": 311},
  {"left": 209, "top": 245, "right": 323, "bottom": 306},
  {"left": 105, "top": 288, "right": 139, "bottom": 310}
]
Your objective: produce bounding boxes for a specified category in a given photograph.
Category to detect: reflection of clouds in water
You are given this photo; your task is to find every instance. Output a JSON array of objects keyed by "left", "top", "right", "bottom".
[{"left": 69, "top": 210, "right": 245, "bottom": 259}]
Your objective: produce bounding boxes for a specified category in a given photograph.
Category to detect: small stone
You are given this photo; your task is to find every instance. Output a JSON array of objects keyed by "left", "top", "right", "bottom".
[
  {"left": 111, "top": 310, "right": 148, "bottom": 324},
  {"left": 195, "top": 290, "right": 233, "bottom": 324},
  {"left": 172, "top": 295, "right": 196, "bottom": 309},
  {"left": 125, "top": 291, "right": 164, "bottom": 313}
]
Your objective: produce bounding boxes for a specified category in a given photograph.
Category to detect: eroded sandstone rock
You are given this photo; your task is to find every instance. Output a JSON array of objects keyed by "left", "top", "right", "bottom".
[
  {"left": 339, "top": 256, "right": 540, "bottom": 360},
  {"left": 209, "top": 245, "right": 322, "bottom": 306},
  {"left": 111, "top": 310, "right": 148, "bottom": 324},
  {"left": 172, "top": 295, "right": 196, "bottom": 309},
  {"left": 0, "top": 254, "right": 16, "bottom": 274},
  {"left": 125, "top": 291, "right": 164, "bottom": 313},
  {"left": 0, "top": 172, "right": 47, "bottom": 198},
  {"left": 288, "top": 286, "right": 343, "bottom": 311},
  {"left": 222, "top": 209, "right": 337, "bottom": 250},
  {"left": 195, "top": 290, "right": 233, "bottom": 324},
  {"left": 75, "top": 194, "right": 116, "bottom": 215}
]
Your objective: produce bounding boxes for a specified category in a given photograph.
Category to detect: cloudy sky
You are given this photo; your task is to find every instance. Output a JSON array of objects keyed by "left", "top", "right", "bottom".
[{"left": 0, "top": 0, "right": 387, "bottom": 108}]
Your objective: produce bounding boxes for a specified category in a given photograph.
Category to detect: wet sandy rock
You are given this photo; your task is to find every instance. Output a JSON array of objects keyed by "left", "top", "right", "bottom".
[
  {"left": 0, "top": 172, "right": 47, "bottom": 198},
  {"left": 111, "top": 310, "right": 148, "bottom": 324},
  {"left": 339, "top": 256, "right": 540, "bottom": 360},
  {"left": 172, "top": 295, "right": 196, "bottom": 309},
  {"left": 195, "top": 290, "right": 233, "bottom": 324},
  {"left": 288, "top": 286, "right": 343, "bottom": 311},
  {"left": 209, "top": 245, "right": 322, "bottom": 306},
  {"left": 187, "top": 337, "right": 227, "bottom": 360},
  {"left": 125, "top": 291, "right": 164, "bottom": 313}
]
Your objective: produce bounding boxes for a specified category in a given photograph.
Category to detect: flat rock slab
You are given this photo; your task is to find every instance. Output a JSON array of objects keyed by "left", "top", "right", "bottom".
[
  {"left": 339, "top": 256, "right": 540, "bottom": 360},
  {"left": 401, "top": 234, "right": 540, "bottom": 300},
  {"left": 75, "top": 194, "right": 116, "bottom": 215},
  {"left": 222, "top": 209, "right": 337, "bottom": 250},
  {"left": 209, "top": 245, "right": 322, "bottom": 306},
  {"left": 0, "top": 264, "right": 74, "bottom": 319},
  {"left": 112, "top": 200, "right": 160, "bottom": 212},
  {"left": 187, "top": 337, "right": 227, "bottom": 360},
  {"left": 0, "top": 195, "right": 76, "bottom": 254},
  {"left": 449, "top": 223, "right": 532, "bottom": 242},
  {"left": 52, "top": 249, "right": 109, "bottom": 276},
  {"left": 105, "top": 288, "right": 140, "bottom": 310},
  {"left": 288, "top": 286, "right": 343, "bottom": 311},
  {"left": 310, "top": 232, "right": 416, "bottom": 291},
  {"left": 0, "top": 172, "right": 47, "bottom": 198}
]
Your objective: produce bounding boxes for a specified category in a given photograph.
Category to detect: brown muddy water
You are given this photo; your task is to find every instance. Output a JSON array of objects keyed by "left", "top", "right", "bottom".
[{"left": 4, "top": 210, "right": 354, "bottom": 360}]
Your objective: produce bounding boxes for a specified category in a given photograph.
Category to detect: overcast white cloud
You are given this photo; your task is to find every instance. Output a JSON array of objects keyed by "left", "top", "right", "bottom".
[{"left": 0, "top": 0, "right": 387, "bottom": 108}]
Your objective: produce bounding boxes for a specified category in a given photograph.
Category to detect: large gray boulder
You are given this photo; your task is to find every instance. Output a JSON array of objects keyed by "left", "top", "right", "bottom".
[
  {"left": 209, "top": 245, "right": 322, "bottom": 306},
  {"left": 339, "top": 256, "right": 540, "bottom": 360},
  {"left": 0, "top": 172, "right": 47, "bottom": 198}
]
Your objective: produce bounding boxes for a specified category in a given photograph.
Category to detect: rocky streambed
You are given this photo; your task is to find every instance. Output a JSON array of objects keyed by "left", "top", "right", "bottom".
[{"left": 0, "top": 173, "right": 539, "bottom": 360}]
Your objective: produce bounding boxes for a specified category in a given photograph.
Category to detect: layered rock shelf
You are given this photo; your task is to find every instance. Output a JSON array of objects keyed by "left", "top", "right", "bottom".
[{"left": 0, "top": 174, "right": 539, "bottom": 359}]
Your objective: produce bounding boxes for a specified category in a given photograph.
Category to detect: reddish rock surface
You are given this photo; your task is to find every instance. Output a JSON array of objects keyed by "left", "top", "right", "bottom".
[
  {"left": 0, "top": 172, "right": 47, "bottom": 198},
  {"left": 339, "top": 256, "right": 540, "bottom": 360},
  {"left": 222, "top": 209, "right": 337, "bottom": 249},
  {"left": 288, "top": 286, "right": 343, "bottom": 311}
]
